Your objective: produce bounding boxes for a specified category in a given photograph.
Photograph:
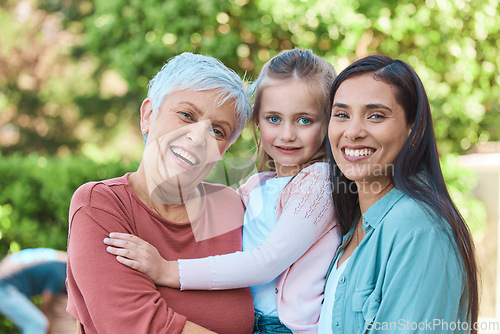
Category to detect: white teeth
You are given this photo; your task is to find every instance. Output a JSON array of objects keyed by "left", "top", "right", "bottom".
[
  {"left": 344, "top": 148, "right": 374, "bottom": 157},
  {"left": 171, "top": 147, "right": 198, "bottom": 165}
]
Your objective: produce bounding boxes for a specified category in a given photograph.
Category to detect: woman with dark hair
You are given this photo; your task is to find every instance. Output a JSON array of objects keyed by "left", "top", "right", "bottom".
[{"left": 318, "top": 55, "right": 478, "bottom": 333}]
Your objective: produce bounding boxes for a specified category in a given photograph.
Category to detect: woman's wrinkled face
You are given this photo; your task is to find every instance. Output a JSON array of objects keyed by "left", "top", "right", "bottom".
[
  {"left": 140, "top": 89, "right": 237, "bottom": 203},
  {"left": 328, "top": 74, "right": 411, "bottom": 190}
]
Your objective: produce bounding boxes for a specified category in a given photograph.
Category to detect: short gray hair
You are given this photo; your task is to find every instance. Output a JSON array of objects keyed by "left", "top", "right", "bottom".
[{"left": 146, "top": 52, "right": 251, "bottom": 143}]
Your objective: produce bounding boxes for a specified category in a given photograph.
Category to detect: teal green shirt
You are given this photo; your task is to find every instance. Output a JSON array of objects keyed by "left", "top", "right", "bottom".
[{"left": 326, "top": 188, "right": 469, "bottom": 333}]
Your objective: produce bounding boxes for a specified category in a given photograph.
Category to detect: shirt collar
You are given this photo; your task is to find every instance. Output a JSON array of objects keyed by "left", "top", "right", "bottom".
[
  {"left": 362, "top": 187, "right": 405, "bottom": 231},
  {"left": 328, "top": 188, "right": 405, "bottom": 278}
]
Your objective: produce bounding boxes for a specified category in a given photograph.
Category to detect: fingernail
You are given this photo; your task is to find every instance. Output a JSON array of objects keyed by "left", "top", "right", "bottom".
[{"left": 104, "top": 238, "right": 110, "bottom": 244}]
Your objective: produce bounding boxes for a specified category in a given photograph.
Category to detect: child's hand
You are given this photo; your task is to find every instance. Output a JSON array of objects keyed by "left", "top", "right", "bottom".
[{"left": 104, "top": 232, "right": 180, "bottom": 288}]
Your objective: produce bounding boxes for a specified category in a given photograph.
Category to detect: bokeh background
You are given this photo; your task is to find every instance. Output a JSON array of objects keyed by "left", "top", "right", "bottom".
[{"left": 0, "top": 0, "right": 499, "bottom": 331}]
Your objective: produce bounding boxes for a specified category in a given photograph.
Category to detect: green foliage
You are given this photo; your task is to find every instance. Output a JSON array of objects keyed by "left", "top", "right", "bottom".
[
  {"left": 0, "top": 152, "right": 139, "bottom": 255},
  {"left": 0, "top": 316, "right": 17, "bottom": 334},
  {"left": 440, "top": 154, "right": 487, "bottom": 233},
  {"left": 1, "top": 0, "right": 498, "bottom": 156}
]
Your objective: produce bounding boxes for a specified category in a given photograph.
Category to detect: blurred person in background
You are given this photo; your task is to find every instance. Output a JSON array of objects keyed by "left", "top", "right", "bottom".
[{"left": 0, "top": 247, "right": 74, "bottom": 334}]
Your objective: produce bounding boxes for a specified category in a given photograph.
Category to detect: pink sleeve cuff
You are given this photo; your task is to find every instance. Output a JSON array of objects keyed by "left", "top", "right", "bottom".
[{"left": 178, "top": 258, "right": 213, "bottom": 290}]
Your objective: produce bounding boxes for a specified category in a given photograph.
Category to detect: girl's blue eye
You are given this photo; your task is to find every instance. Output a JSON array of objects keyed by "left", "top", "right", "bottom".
[
  {"left": 268, "top": 116, "right": 280, "bottom": 123},
  {"left": 298, "top": 118, "right": 311, "bottom": 125}
]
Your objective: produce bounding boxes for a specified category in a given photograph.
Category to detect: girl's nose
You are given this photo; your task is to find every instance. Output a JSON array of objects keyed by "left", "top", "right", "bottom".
[{"left": 279, "top": 123, "right": 296, "bottom": 142}]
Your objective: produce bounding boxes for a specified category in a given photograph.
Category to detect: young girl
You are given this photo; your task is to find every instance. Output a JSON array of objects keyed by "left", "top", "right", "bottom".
[{"left": 104, "top": 49, "right": 341, "bottom": 334}]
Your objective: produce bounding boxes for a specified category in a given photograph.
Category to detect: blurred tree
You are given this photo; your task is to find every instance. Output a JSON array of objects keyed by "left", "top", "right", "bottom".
[
  {"left": 1, "top": 0, "right": 498, "bottom": 157},
  {"left": 0, "top": 0, "right": 143, "bottom": 160}
]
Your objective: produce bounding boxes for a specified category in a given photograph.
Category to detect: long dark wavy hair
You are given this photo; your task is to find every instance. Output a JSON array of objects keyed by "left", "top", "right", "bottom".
[{"left": 327, "top": 55, "right": 478, "bottom": 327}]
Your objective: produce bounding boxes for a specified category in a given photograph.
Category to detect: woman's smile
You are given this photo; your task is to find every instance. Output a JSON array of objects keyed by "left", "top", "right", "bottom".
[
  {"left": 342, "top": 146, "right": 375, "bottom": 161},
  {"left": 169, "top": 145, "right": 201, "bottom": 169},
  {"left": 141, "top": 89, "right": 237, "bottom": 202},
  {"left": 329, "top": 74, "right": 411, "bottom": 187}
]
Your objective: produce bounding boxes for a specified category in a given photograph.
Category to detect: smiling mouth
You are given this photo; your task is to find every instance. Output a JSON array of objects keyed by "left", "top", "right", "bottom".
[
  {"left": 276, "top": 146, "right": 300, "bottom": 151},
  {"left": 344, "top": 148, "right": 374, "bottom": 157},
  {"left": 171, "top": 147, "right": 200, "bottom": 166}
]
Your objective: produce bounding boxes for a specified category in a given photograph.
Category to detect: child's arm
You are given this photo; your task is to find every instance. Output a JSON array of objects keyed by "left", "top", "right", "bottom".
[
  {"left": 183, "top": 163, "right": 336, "bottom": 290},
  {"left": 106, "top": 163, "right": 337, "bottom": 290},
  {"left": 104, "top": 233, "right": 180, "bottom": 288}
]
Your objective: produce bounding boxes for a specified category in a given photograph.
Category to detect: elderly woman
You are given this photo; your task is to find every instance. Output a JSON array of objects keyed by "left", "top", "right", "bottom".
[{"left": 66, "top": 53, "right": 255, "bottom": 333}]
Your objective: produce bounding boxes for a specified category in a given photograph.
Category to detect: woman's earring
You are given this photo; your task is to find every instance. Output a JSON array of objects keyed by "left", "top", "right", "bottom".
[{"left": 142, "top": 129, "right": 148, "bottom": 134}]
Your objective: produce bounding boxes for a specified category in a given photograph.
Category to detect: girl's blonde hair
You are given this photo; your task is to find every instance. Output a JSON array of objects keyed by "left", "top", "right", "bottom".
[{"left": 251, "top": 48, "right": 337, "bottom": 172}]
